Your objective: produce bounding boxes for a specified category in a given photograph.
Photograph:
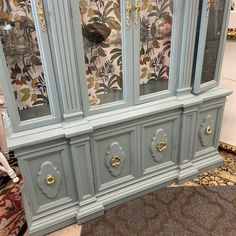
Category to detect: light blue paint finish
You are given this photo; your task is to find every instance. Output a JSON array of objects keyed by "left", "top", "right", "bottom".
[
  {"left": 45, "top": 0, "right": 84, "bottom": 121},
  {"left": 70, "top": 138, "right": 96, "bottom": 201},
  {"left": 16, "top": 140, "right": 76, "bottom": 215},
  {"left": 13, "top": 87, "right": 230, "bottom": 236},
  {"left": 141, "top": 114, "right": 180, "bottom": 176},
  {"left": 0, "top": 1, "right": 232, "bottom": 235},
  {"left": 92, "top": 126, "right": 138, "bottom": 193}
]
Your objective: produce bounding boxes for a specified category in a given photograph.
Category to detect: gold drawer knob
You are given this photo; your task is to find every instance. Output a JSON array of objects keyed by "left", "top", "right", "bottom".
[
  {"left": 157, "top": 141, "right": 167, "bottom": 152},
  {"left": 45, "top": 175, "right": 55, "bottom": 185},
  {"left": 110, "top": 155, "right": 121, "bottom": 168},
  {"left": 205, "top": 126, "right": 213, "bottom": 135}
]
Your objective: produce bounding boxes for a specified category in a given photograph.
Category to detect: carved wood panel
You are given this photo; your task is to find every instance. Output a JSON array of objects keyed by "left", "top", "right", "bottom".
[
  {"left": 105, "top": 141, "right": 125, "bottom": 177},
  {"left": 199, "top": 114, "right": 214, "bottom": 147},
  {"left": 151, "top": 128, "right": 168, "bottom": 162},
  {"left": 37, "top": 161, "right": 61, "bottom": 199}
]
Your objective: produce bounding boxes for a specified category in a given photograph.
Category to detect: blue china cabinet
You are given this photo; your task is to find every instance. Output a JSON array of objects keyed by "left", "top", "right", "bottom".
[{"left": 0, "top": 0, "right": 231, "bottom": 235}]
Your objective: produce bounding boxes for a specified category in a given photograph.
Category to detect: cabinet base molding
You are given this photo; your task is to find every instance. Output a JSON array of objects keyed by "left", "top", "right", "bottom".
[
  {"left": 76, "top": 200, "right": 104, "bottom": 224},
  {"left": 176, "top": 164, "right": 199, "bottom": 183},
  {"left": 192, "top": 152, "right": 224, "bottom": 173},
  {"left": 22, "top": 187, "right": 78, "bottom": 236}
]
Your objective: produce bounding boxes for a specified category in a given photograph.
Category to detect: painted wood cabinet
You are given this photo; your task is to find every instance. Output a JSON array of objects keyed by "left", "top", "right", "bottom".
[{"left": 0, "top": 0, "right": 232, "bottom": 235}]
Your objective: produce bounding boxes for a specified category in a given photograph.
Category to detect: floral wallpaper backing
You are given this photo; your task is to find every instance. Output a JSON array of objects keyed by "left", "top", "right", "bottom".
[
  {"left": 80, "top": 0, "right": 123, "bottom": 106},
  {"left": 0, "top": 0, "right": 172, "bottom": 110},
  {"left": 0, "top": 0, "right": 49, "bottom": 111},
  {"left": 139, "top": 0, "right": 172, "bottom": 85},
  {"left": 80, "top": 0, "right": 172, "bottom": 106}
]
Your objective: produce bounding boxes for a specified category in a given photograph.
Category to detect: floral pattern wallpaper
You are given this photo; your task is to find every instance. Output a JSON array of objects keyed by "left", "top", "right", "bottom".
[
  {"left": 80, "top": 0, "right": 172, "bottom": 106},
  {"left": 139, "top": 0, "right": 172, "bottom": 85},
  {"left": 0, "top": 0, "right": 173, "bottom": 110},
  {"left": 0, "top": 0, "right": 49, "bottom": 111},
  {"left": 80, "top": 0, "right": 123, "bottom": 106}
]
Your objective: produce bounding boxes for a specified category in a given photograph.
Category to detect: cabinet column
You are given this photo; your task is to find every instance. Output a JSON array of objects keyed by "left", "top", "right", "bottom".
[
  {"left": 47, "top": 0, "right": 83, "bottom": 121},
  {"left": 177, "top": 102, "right": 201, "bottom": 182},
  {"left": 176, "top": 1, "right": 199, "bottom": 96}
]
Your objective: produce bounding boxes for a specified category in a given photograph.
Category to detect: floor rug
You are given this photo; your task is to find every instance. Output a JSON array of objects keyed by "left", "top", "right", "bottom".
[
  {"left": 0, "top": 158, "right": 25, "bottom": 236},
  {"left": 0, "top": 178, "right": 25, "bottom": 236},
  {"left": 81, "top": 149, "right": 236, "bottom": 236},
  {"left": 81, "top": 185, "right": 236, "bottom": 236},
  {"left": 178, "top": 150, "right": 236, "bottom": 187}
]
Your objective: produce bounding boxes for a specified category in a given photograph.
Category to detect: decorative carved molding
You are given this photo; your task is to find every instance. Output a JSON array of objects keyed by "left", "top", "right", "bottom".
[
  {"left": 199, "top": 115, "right": 214, "bottom": 147},
  {"left": 151, "top": 128, "right": 168, "bottom": 162},
  {"left": 105, "top": 142, "right": 125, "bottom": 177},
  {"left": 47, "top": 0, "right": 82, "bottom": 116},
  {"left": 37, "top": 161, "right": 61, "bottom": 199}
]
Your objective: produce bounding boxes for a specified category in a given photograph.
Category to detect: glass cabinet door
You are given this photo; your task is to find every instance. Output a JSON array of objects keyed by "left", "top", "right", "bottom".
[
  {"left": 0, "top": 0, "right": 60, "bottom": 130},
  {"left": 132, "top": 0, "right": 176, "bottom": 104},
  {"left": 77, "top": 0, "right": 125, "bottom": 108},
  {"left": 139, "top": 0, "right": 173, "bottom": 97},
  {"left": 193, "top": 0, "right": 230, "bottom": 93}
]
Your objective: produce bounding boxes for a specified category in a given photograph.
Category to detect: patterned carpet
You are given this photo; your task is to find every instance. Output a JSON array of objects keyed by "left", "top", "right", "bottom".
[
  {"left": 1, "top": 146, "right": 236, "bottom": 235},
  {"left": 0, "top": 159, "right": 25, "bottom": 236},
  {"left": 178, "top": 151, "right": 236, "bottom": 187},
  {"left": 81, "top": 186, "right": 236, "bottom": 236},
  {"left": 81, "top": 149, "right": 236, "bottom": 236},
  {"left": 0, "top": 179, "right": 25, "bottom": 236}
]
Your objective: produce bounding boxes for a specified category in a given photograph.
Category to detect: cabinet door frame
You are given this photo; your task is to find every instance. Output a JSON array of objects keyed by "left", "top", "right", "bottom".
[
  {"left": 133, "top": 0, "right": 183, "bottom": 104},
  {"left": 71, "top": 0, "right": 134, "bottom": 116},
  {"left": 193, "top": 0, "right": 231, "bottom": 94},
  {"left": 0, "top": 0, "right": 61, "bottom": 132}
]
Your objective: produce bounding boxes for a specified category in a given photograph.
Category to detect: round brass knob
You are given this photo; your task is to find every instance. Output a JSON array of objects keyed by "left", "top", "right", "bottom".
[
  {"left": 157, "top": 141, "right": 167, "bottom": 152},
  {"left": 205, "top": 126, "right": 212, "bottom": 135},
  {"left": 45, "top": 175, "right": 55, "bottom": 185},
  {"left": 110, "top": 155, "right": 121, "bottom": 168}
]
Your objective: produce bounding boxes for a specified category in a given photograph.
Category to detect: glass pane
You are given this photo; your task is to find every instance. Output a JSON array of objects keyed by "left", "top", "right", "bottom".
[
  {"left": 139, "top": 0, "right": 173, "bottom": 96},
  {"left": 201, "top": 0, "right": 225, "bottom": 84},
  {"left": 0, "top": 0, "right": 51, "bottom": 121},
  {"left": 192, "top": 0, "right": 203, "bottom": 81},
  {"left": 79, "top": 0, "right": 123, "bottom": 107}
]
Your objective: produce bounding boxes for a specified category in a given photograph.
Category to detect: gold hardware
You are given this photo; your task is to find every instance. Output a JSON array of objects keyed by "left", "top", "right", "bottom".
[
  {"left": 206, "top": 0, "right": 213, "bottom": 16},
  {"left": 126, "top": 0, "right": 132, "bottom": 30},
  {"left": 157, "top": 141, "right": 167, "bottom": 152},
  {"left": 110, "top": 155, "right": 121, "bottom": 168},
  {"left": 205, "top": 126, "right": 212, "bottom": 135},
  {"left": 134, "top": 0, "right": 140, "bottom": 29},
  {"left": 227, "top": 28, "right": 236, "bottom": 40},
  {"left": 45, "top": 175, "right": 55, "bottom": 185},
  {"left": 37, "top": 0, "right": 46, "bottom": 32}
]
